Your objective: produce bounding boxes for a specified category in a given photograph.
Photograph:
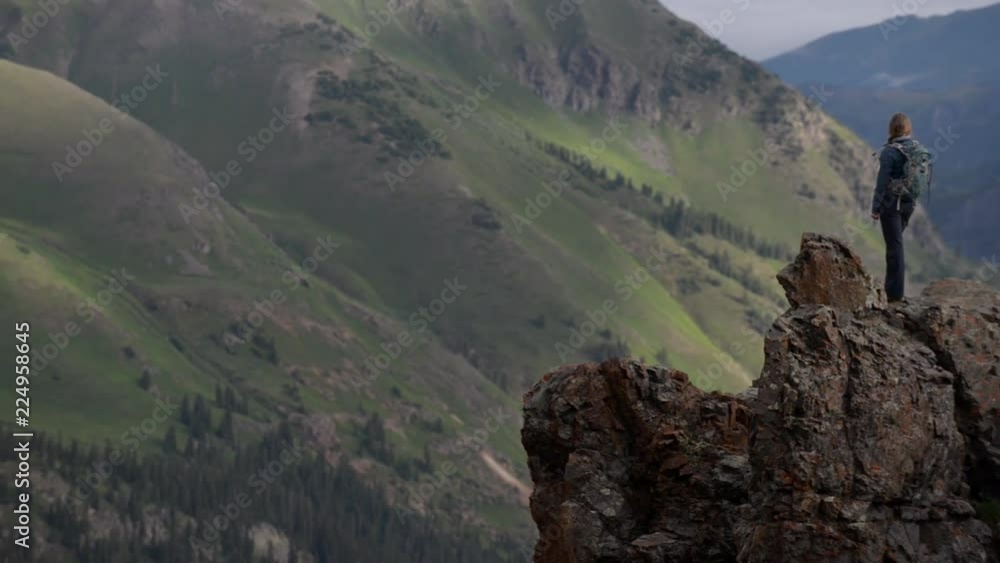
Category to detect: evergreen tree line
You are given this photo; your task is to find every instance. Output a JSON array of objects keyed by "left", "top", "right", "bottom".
[
  {"left": 705, "top": 250, "right": 769, "bottom": 297},
  {"left": 0, "top": 423, "right": 521, "bottom": 563},
  {"left": 530, "top": 135, "right": 796, "bottom": 263}
]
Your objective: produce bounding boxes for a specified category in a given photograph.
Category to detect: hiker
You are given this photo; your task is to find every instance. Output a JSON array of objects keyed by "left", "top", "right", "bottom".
[{"left": 871, "top": 113, "right": 932, "bottom": 303}]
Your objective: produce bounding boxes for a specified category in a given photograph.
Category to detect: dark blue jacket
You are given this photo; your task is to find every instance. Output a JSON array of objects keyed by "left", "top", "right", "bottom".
[{"left": 872, "top": 136, "right": 917, "bottom": 215}]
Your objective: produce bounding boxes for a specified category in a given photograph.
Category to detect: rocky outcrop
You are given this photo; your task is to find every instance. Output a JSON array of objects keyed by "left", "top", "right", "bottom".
[
  {"left": 522, "top": 361, "right": 752, "bottom": 562},
  {"left": 522, "top": 234, "right": 1000, "bottom": 562},
  {"left": 777, "top": 232, "right": 886, "bottom": 311}
]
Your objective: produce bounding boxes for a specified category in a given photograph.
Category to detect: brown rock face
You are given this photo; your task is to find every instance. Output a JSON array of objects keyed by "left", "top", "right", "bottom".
[
  {"left": 522, "top": 234, "right": 1000, "bottom": 562},
  {"left": 777, "top": 232, "right": 887, "bottom": 312},
  {"left": 522, "top": 361, "right": 752, "bottom": 562}
]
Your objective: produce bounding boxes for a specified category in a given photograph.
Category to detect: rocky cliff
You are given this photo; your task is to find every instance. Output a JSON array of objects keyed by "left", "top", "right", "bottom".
[{"left": 522, "top": 233, "right": 1000, "bottom": 562}]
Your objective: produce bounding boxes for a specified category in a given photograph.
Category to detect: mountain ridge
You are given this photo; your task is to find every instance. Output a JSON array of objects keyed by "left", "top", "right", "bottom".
[
  {"left": 0, "top": 0, "right": 981, "bottom": 558},
  {"left": 765, "top": 3, "right": 1000, "bottom": 90}
]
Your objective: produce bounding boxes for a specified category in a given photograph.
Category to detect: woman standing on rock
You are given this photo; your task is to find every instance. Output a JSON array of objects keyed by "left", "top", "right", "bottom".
[{"left": 871, "top": 112, "right": 933, "bottom": 303}]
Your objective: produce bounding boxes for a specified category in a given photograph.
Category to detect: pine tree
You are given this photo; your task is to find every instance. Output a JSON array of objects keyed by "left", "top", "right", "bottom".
[
  {"left": 218, "top": 411, "right": 234, "bottom": 441},
  {"left": 180, "top": 396, "right": 191, "bottom": 426},
  {"left": 224, "top": 386, "right": 237, "bottom": 411},
  {"left": 191, "top": 395, "right": 212, "bottom": 439},
  {"left": 163, "top": 425, "right": 178, "bottom": 454},
  {"left": 422, "top": 443, "right": 432, "bottom": 472}
]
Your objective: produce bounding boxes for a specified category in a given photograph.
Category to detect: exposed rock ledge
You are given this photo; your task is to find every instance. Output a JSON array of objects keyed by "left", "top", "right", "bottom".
[{"left": 522, "top": 233, "right": 1000, "bottom": 562}]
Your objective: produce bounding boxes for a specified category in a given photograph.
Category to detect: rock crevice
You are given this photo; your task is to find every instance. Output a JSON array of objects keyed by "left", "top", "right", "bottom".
[{"left": 523, "top": 234, "right": 1000, "bottom": 562}]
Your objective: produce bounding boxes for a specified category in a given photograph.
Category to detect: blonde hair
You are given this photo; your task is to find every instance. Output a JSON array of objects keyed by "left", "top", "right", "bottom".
[{"left": 888, "top": 113, "right": 912, "bottom": 142}]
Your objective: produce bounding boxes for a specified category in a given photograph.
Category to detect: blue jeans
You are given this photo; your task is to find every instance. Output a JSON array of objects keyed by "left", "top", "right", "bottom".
[{"left": 879, "top": 200, "right": 915, "bottom": 301}]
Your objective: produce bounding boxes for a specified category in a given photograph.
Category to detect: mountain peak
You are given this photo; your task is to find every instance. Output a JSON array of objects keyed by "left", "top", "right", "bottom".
[{"left": 522, "top": 234, "right": 1000, "bottom": 562}]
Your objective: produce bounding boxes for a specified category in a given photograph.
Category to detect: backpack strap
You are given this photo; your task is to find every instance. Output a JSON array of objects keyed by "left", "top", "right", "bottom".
[
  {"left": 885, "top": 142, "right": 909, "bottom": 160},
  {"left": 927, "top": 158, "right": 933, "bottom": 205}
]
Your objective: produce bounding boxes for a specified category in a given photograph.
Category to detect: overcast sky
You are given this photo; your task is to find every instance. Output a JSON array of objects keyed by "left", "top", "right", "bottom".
[{"left": 659, "top": 0, "right": 999, "bottom": 59}]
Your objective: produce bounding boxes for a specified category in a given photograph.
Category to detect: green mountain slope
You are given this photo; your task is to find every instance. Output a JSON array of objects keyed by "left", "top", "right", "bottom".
[
  {"left": 0, "top": 59, "right": 531, "bottom": 551},
  {"left": 3, "top": 0, "right": 790, "bottom": 385},
  {"left": 0, "top": 0, "right": 975, "bottom": 559}
]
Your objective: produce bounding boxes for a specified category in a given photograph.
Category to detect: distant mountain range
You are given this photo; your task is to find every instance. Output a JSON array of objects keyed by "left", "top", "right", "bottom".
[
  {"left": 765, "top": 2, "right": 1000, "bottom": 259},
  {"left": 0, "top": 0, "right": 975, "bottom": 560}
]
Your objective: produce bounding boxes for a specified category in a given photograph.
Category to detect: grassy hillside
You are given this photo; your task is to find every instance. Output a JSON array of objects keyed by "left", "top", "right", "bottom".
[
  {"left": 0, "top": 59, "right": 532, "bottom": 552},
  {"left": 0, "top": 0, "right": 977, "bottom": 559},
  {"left": 3, "top": 0, "right": 785, "bottom": 385}
]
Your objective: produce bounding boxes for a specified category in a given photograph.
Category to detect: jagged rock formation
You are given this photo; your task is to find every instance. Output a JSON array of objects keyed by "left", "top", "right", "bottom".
[
  {"left": 522, "top": 234, "right": 1000, "bottom": 562},
  {"left": 777, "top": 233, "right": 887, "bottom": 311}
]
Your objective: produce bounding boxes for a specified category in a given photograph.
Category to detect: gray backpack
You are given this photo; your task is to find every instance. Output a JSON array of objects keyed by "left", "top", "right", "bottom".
[{"left": 884, "top": 140, "right": 934, "bottom": 205}]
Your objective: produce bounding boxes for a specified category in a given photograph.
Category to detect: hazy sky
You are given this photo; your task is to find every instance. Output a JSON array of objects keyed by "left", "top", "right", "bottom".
[{"left": 659, "top": 0, "right": 1000, "bottom": 59}]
